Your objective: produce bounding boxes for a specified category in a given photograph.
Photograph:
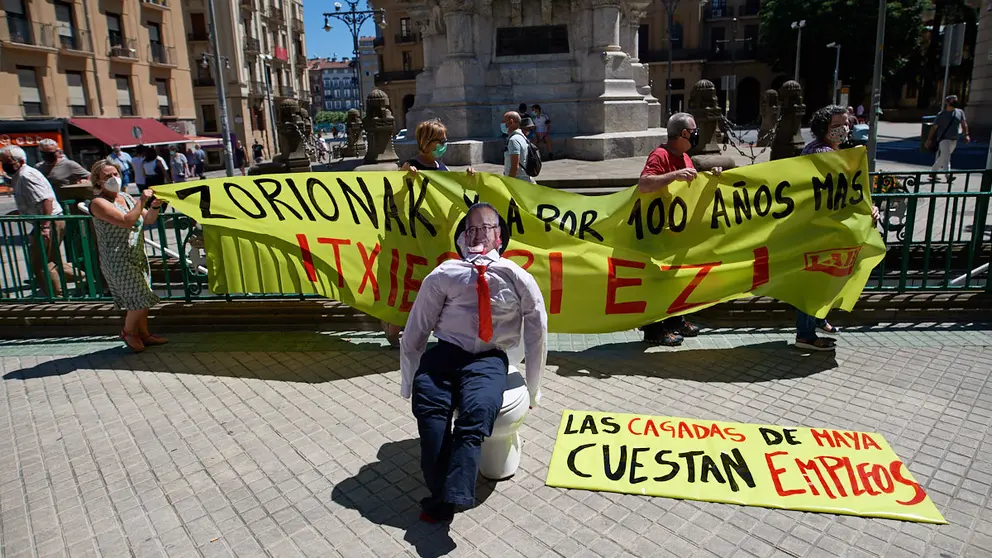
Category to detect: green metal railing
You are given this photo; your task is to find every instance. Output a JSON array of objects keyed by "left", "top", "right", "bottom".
[{"left": 0, "top": 171, "right": 988, "bottom": 303}]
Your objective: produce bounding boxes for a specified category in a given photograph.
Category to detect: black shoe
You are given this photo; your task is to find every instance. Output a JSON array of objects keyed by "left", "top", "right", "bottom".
[
  {"left": 644, "top": 328, "right": 684, "bottom": 346},
  {"left": 419, "top": 498, "right": 454, "bottom": 523},
  {"left": 674, "top": 320, "right": 700, "bottom": 338}
]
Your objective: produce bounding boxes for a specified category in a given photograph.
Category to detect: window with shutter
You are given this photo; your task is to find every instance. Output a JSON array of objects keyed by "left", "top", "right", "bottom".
[
  {"left": 66, "top": 71, "right": 88, "bottom": 116},
  {"left": 156, "top": 79, "right": 171, "bottom": 116},
  {"left": 17, "top": 66, "right": 44, "bottom": 116},
  {"left": 115, "top": 75, "right": 133, "bottom": 116}
]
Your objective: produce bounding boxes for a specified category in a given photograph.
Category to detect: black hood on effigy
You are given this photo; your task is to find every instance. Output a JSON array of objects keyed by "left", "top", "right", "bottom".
[{"left": 453, "top": 202, "right": 511, "bottom": 258}]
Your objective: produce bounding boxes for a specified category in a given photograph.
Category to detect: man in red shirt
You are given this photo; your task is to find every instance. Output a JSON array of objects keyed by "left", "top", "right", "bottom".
[{"left": 637, "top": 112, "right": 719, "bottom": 345}]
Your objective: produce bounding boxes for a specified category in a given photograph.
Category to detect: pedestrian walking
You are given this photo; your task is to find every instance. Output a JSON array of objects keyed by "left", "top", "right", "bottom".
[
  {"left": 401, "top": 202, "right": 546, "bottom": 523},
  {"left": 234, "top": 141, "right": 247, "bottom": 176},
  {"left": 141, "top": 147, "right": 170, "bottom": 187},
  {"left": 501, "top": 111, "right": 533, "bottom": 184},
  {"left": 190, "top": 143, "right": 207, "bottom": 179},
  {"left": 107, "top": 144, "right": 133, "bottom": 187},
  {"left": 87, "top": 159, "right": 167, "bottom": 352},
  {"left": 927, "top": 95, "right": 970, "bottom": 177},
  {"left": 169, "top": 146, "right": 189, "bottom": 183},
  {"left": 531, "top": 105, "right": 554, "bottom": 160},
  {"left": 252, "top": 140, "right": 264, "bottom": 164},
  {"left": 132, "top": 145, "right": 147, "bottom": 193},
  {"left": 637, "top": 112, "right": 717, "bottom": 346},
  {"left": 0, "top": 145, "right": 74, "bottom": 297}
]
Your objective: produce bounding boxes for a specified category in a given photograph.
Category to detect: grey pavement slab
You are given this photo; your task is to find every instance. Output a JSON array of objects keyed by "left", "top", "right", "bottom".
[{"left": 0, "top": 327, "right": 990, "bottom": 557}]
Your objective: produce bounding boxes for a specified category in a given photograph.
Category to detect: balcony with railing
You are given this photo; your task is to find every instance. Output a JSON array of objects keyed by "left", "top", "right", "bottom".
[
  {"left": 140, "top": 0, "right": 169, "bottom": 10},
  {"left": 240, "top": 0, "right": 255, "bottom": 11},
  {"left": 193, "top": 76, "right": 216, "bottom": 87},
  {"left": 278, "top": 85, "right": 295, "bottom": 98},
  {"left": 245, "top": 37, "right": 260, "bottom": 54},
  {"left": 395, "top": 32, "right": 418, "bottom": 44},
  {"left": 373, "top": 36, "right": 385, "bottom": 48},
  {"left": 107, "top": 37, "right": 140, "bottom": 61},
  {"left": 148, "top": 43, "right": 177, "bottom": 66},
  {"left": 709, "top": 42, "right": 757, "bottom": 62},
  {"left": 188, "top": 30, "right": 209, "bottom": 42},
  {"left": 58, "top": 29, "right": 93, "bottom": 55},
  {"left": 706, "top": 4, "right": 735, "bottom": 20},
  {"left": 273, "top": 46, "right": 289, "bottom": 62},
  {"left": 267, "top": 5, "right": 284, "bottom": 22},
  {"left": 293, "top": 16, "right": 304, "bottom": 32},
  {"left": 1, "top": 18, "right": 57, "bottom": 50},
  {"left": 374, "top": 69, "right": 422, "bottom": 84}
]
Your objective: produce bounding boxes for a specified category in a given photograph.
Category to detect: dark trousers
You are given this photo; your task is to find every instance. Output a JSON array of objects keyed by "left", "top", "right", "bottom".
[
  {"left": 796, "top": 310, "right": 827, "bottom": 340},
  {"left": 642, "top": 315, "right": 686, "bottom": 336},
  {"left": 412, "top": 341, "right": 508, "bottom": 506}
]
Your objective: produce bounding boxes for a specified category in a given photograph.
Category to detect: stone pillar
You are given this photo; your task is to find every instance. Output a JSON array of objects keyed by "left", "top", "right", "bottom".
[
  {"left": 625, "top": 4, "right": 661, "bottom": 129},
  {"left": 756, "top": 89, "right": 779, "bottom": 147},
  {"left": 404, "top": 3, "right": 447, "bottom": 131},
  {"left": 574, "top": 0, "right": 647, "bottom": 135},
  {"left": 430, "top": 0, "right": 488, "bottom": 138},
  {"left": 770, "top": 80, "right": 806, "bottom": 161},
  {"left": 687, "top": 79, "right": 722, "bottom": 155}
]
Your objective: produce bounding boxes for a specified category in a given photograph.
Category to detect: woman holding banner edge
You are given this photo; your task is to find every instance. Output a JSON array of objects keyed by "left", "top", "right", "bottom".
[
  {"left": 798, "top": 106, "right": 880, "bottom": 351},
  {"left": 381, "top": 118, "right": 475, "bottom": 347}
]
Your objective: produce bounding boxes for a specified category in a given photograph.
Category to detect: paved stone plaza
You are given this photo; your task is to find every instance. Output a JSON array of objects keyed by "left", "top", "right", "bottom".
[{"left": 1, "top": 326, "right": 991, "bottom": 557}]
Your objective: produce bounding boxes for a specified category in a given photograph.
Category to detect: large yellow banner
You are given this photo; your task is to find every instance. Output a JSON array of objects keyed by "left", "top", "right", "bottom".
[
  {"left": 546, "top": 410, "right": 945, "bottom": 523},
  {"left": 152, "top": 148, "right": 884, "bottom": 333}
]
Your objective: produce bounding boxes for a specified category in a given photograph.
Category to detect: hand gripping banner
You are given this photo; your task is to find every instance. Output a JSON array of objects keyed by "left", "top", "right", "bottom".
[{"left": 152, "top": 147, "right": 885, "bottom": 333}]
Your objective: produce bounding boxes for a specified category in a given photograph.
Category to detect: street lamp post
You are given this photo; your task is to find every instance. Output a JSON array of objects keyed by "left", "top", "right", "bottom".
[
  {"left": 205, "top": 0, "right": 234, "bottom": 176},
  {"left": 827, "top": 42, "right": 841, "bottom": 104},
  {"left": 323, "top": 1, "right": 386, "bottom": 114},
  {"left": 866, "top": 0, "right": 886, "bottom": 172},
  {"left": 791, "top": 20, "right": 806, "bottom": 82},
  {"left": 659, "top": 0, "right": 681, "bottom": 117}
]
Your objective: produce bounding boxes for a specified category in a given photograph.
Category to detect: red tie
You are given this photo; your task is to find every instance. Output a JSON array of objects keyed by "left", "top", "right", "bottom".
[{"left": 475, "top": 264, "right": 493, "bottom": 342}]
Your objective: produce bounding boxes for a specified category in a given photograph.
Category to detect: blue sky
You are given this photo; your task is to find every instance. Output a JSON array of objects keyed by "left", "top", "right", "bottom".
[{"left": 302, "top": 4, "right": 378, "bottom": 59}]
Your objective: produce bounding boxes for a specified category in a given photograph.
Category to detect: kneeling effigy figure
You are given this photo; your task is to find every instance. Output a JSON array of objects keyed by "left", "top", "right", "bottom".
[{"left": 400, "top": 203, "right": 547, "bottom": 523}]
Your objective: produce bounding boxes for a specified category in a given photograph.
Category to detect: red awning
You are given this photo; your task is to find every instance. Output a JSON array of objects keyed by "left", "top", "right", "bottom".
[{"left": 69, "top": 118, "right": 187, "bottom": 149}]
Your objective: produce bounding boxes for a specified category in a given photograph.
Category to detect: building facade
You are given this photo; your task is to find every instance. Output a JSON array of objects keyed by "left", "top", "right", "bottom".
[
  {"left": 641, "top": 0, "right": 779, "bottom": 125},
  {"left": 307, "top": 57, "right": 361, "bottom": 113},
  {"left": 358, "top": 36, "right": 378, "bottom": 104},
  {"left": 1, "top": 0, "right": 196, "bottom": 168},
  {"left": 182, "top": 0, "right": 309, "bottom": 167},
  {"left": 370, "top": 0, "right": 423, "bottom": 132}
]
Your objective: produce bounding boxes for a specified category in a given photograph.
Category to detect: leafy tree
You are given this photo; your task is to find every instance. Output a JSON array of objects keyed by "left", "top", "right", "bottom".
[
  {"left": 758, "top": 0, "right": 928, "bottom": 112},
  {"left": 916, "top": 0, "right": 978, "bottom": 109},
  {"left": 314, "top": 110, "right": 347, "bottom": 125}
]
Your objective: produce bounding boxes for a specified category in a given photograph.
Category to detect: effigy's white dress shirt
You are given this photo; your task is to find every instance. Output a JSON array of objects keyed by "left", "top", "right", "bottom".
[{"left": 399, "top": 249, "right": 547, "bottom": 406}]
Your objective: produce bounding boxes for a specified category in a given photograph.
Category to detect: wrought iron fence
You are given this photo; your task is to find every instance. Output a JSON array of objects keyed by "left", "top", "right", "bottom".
[{"left": 0, "top": 173, "right": 988, "bottom": 304}]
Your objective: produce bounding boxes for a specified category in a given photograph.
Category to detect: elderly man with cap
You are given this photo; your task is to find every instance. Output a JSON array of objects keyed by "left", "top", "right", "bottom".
[{"left": 400, "top": 202, "right": 547, "bottom": 523}]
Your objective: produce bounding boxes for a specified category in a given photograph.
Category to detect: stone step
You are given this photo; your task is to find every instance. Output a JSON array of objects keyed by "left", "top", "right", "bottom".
[{"left": 0, "top": 292, "right": 987, "bottom": 338}]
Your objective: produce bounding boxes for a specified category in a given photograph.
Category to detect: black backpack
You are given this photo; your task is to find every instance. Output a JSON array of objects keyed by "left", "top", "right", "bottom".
[{"left": 521, "top": 136, "right": 542, "bottom": 177}]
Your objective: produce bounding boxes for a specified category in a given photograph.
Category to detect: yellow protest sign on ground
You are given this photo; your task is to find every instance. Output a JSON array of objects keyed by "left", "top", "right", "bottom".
[
  {"left": 152, "top": 148, "right": 884, "bottom": 333},
  {"left": 546, "top": 410, "right": 946, "bottom": 524}
]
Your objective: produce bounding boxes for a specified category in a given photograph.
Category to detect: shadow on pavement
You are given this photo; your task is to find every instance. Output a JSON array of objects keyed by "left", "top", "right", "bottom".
[
  {"left": 330, "top": 438, "right": 497, "bottom": 558},
  {"left": 2, "top": 336, "right": 401, "bottom": 383},
  {"left": 876, "top": 138, "right": 988, "bottom": 169},
  {"left": 550, "top": 341, "right": 837, "bottom": 382}
]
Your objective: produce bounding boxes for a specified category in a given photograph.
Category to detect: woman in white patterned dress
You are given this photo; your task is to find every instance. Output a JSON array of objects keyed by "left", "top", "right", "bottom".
[{"left": 88, "top": 159, "right": 167, "bottom": 352}]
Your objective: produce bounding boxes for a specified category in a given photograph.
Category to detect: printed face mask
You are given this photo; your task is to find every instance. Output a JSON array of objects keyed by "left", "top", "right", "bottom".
[
  {"left": 103, "top": 176, "right": 122, "bottom": 193},
  {"left": 826, "top": 125, "right": 849, "bottom": 144}
]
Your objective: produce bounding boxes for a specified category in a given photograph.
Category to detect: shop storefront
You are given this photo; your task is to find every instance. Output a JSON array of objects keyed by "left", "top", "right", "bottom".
[{"left": 0, "top": 119, "right": 71, "bottom": 166}]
